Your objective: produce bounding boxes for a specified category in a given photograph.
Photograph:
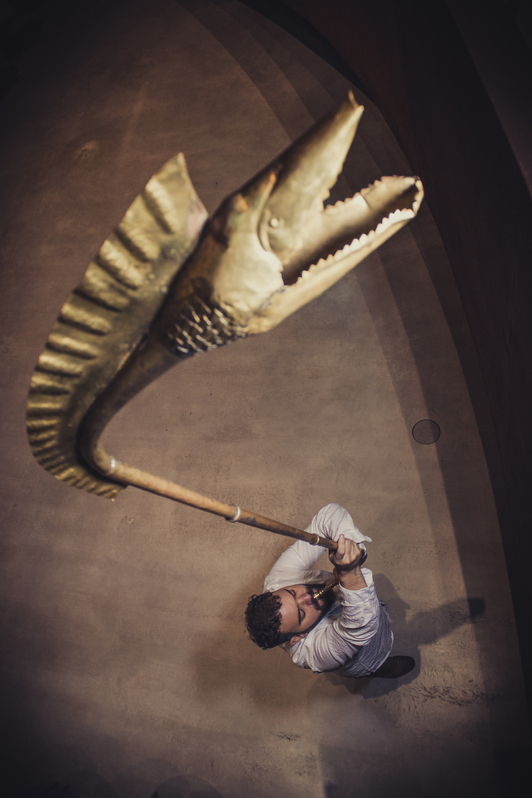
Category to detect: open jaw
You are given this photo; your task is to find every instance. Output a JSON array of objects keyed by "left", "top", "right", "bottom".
[
  {"left": 241, "top": 175, "right": 423, "bottom": 335},
  {"left": 236, "top": 90, "right": 425, "bottom": 299},
  {"left": 279, "top": 175, "right": 423, "bottom": 286},
  {"left": 197, "top": 91, "right": 425, "bottom": 334}
]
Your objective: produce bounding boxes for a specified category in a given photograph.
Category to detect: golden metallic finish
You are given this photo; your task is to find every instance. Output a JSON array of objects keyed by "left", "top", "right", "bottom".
[
  {"left": 313, "top": 579, "right": 339, "bottom": 600},
  {"left": 26, "top": 154, "right": 208, "bottom": 497},
  {"left": 26, "top": 94, "right": 423, "bottom": 546}
]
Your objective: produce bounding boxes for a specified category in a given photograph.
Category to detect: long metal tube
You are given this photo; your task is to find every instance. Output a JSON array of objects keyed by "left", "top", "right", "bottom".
[{"left": 88, "top": 438, "right": 339, "bottom": 550}]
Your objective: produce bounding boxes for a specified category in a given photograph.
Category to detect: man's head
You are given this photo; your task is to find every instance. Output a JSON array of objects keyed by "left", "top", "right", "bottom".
[{"left": 245, "top": 582, "right": 336, "bottom": 649}]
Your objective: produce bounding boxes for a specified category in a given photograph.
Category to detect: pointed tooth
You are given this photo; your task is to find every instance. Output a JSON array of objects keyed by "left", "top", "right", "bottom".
[
  {"left": 347, "top": 193, "right": 369, "bottom": 210},
  {"left": 296, "top": 268, "right": 314, "bottom": 285}
]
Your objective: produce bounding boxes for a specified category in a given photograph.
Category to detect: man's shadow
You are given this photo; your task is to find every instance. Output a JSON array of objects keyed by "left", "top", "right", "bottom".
[{"left": 324, "top": 573, "right": 485, "bottom": 697}]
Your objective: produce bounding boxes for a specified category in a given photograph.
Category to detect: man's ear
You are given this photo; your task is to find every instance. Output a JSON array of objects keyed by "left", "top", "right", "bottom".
[{"left": 289, "top": 633, "right": 308, "bottom": 645}]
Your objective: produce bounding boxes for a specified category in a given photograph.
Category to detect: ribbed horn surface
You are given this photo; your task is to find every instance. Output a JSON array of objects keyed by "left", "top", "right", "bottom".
[{"left": 26, "top": 154, "right": 207, "bottom": 497}]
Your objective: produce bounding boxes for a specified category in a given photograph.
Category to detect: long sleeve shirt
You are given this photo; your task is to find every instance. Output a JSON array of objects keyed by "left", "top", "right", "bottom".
[{"left": 264, "top": 503, "right": 390, "bottom": 674}]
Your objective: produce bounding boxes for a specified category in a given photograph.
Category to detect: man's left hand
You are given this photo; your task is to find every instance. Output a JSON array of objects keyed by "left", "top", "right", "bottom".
[{"left": 329, "top": 534, "right": 364, "bottom": 571}]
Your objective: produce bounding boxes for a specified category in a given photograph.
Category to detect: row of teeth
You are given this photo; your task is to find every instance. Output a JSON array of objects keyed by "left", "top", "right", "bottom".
[
  {"left": 323, "top": 193, "right": 369, "bottom": 213},
  {"left": 299, "top": 205, "right": 418, "bottom": 278}
]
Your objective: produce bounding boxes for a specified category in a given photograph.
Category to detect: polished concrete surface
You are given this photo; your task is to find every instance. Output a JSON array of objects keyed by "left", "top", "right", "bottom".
[{"left": 0, "top": 2, "right": 530, "bottom": 796}]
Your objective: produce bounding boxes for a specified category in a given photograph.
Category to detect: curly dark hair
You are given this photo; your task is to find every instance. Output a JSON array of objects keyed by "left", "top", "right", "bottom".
[{"left": 245, "top": 592, "right": 294, "bottom": 649}]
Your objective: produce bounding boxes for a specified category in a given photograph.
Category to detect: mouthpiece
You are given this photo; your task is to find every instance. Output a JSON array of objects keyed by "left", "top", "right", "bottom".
[
  {"left": 313, "top": 579, "right": 339, "bottom": 600},
  {"left": 314, "top": 548, "right": 369, "bottom": 599}
]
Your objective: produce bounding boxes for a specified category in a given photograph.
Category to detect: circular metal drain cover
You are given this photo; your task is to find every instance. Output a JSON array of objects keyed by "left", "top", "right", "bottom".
[{"left": 412, "top": 419, "right": 440, "bottom": 444}]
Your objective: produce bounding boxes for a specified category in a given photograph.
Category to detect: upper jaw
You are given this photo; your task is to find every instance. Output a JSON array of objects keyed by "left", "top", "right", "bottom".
[{"left": 257, "top": 92, "right": 365, "bottom": 242}]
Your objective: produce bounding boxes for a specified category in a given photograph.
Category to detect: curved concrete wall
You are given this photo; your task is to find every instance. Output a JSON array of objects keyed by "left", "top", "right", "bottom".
[{"left": 281, "top": 0, "right": 532, "bottom": 716}]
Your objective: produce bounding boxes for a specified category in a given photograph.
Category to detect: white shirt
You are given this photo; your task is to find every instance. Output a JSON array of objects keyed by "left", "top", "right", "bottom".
[{"left": 264, "top": 503, "right": 385, "bottom": 673}]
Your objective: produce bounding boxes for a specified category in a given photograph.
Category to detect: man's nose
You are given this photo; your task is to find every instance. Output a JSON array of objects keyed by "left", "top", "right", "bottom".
[{"left": 300, "top": 591, "right": 314, "bottom": 607}]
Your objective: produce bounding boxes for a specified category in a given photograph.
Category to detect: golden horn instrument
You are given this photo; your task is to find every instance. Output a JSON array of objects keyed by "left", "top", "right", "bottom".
[{"left": 26, "top": 96, "right": 422, "bottom": 551}]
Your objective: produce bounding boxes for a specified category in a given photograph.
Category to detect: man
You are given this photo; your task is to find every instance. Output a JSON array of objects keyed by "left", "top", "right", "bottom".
[{"left": 245, "top": 503, "right": 414, "bottom": 679}]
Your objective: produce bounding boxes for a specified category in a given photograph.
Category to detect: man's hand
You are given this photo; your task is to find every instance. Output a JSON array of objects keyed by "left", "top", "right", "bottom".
[
  {"left": 329, "top": 534, "right": 367, "bottom": 591},
  {"left": 329, "top": 534, "right": 364, "bottom": 570}
]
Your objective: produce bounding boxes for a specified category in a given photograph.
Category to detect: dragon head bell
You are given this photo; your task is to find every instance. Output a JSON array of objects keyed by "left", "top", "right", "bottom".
[{"left": 159, "top": 92, "right": 423, "bottom": 337}]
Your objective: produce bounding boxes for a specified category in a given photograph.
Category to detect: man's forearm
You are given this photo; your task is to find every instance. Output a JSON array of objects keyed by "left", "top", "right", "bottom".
[{"left": 336, "top": 565, "right": 367, "bottom": 591}]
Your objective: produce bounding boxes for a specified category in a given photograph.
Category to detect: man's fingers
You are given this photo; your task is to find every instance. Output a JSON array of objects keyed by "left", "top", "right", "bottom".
[
  {"left": 329, "top": 536, "right": 363, "bottom": 570},
  {"left": 333, "top": 535, "right": 347, "bottom": 563}
]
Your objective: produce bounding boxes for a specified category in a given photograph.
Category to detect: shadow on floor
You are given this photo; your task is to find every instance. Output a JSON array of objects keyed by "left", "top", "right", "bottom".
[
  {"left": 19, "top": 745, "right": 224, "bottom": 798},
  {"left": 324, "top": 573, "right": 485, "bottom": 698},
  {"left": 192, "top": 571, "right": 485, "bottom": 708}
]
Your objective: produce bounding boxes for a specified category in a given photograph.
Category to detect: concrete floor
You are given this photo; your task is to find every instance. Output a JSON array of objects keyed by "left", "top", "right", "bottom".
[{"left": 0, "top": 1, "right": 530, "bottom": 796}]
